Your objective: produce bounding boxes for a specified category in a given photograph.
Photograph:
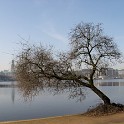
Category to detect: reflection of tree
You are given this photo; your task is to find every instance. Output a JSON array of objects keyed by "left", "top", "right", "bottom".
[
  {"left": 41, "top": 83, "right": 87, "bottom": 102},
  {"left": 11, "top": 82, "right": 15, "bottom": 103},
  {"left": 68, "top": 87, "right": 86, "bottom": 102}
]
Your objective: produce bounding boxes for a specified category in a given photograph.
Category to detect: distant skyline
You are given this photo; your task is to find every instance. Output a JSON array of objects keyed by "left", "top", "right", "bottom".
[{"left": 0, "top": 0, "right": 124, "bottom": 70}]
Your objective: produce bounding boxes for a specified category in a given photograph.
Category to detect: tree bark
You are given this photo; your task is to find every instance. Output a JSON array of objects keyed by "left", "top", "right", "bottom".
[{"left": 91, "top": 85, "right": 111, "bottom": 105}]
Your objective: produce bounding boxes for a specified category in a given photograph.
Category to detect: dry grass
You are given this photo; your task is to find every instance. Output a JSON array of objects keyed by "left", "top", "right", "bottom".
[{"left": 84, "top": 103, "right": 124, "bottom": 116}]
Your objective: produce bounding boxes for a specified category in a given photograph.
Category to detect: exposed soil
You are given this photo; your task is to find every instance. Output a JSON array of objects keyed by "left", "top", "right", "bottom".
[{"left": 83, "top": 103, "right": 124, "bottom": 116}]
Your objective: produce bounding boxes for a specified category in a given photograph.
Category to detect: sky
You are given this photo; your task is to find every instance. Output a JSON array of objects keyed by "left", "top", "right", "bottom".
[{"left": 0, "top": 0, "right": 124, "bottom": 70}]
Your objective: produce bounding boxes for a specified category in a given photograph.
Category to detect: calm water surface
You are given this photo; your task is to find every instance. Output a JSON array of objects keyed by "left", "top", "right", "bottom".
[{"left": 0, "top": 79, "right": 124, "bottom": 121}]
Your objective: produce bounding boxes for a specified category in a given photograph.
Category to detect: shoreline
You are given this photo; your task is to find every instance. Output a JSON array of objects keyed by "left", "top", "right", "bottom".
[{"left": 0, "top": 112, "right": 124, "bottom": 124}]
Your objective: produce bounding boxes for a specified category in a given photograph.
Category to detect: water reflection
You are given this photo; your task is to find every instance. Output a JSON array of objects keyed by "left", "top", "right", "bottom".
[
  {"left": 11, "top": 85, "right": 15, "bottom": 103},
  {"left": 0, "top": 82, "right": 15, "bottom": 103},
  {"left": 0, "top": 80, "right": 124, "bottom": 121},
  {"left": 95, "top": 79, "right": 124, "bottom": 86}
]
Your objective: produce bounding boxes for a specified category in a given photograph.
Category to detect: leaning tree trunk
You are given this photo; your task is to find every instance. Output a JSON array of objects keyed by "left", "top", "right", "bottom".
[{"left": 90, "top": 85, "right": 111, "bottom": 105}]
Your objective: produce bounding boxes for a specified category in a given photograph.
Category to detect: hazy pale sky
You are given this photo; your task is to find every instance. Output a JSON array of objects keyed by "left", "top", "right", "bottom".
[{"left": 0, "top": 0, "right": 124, "bottom": 70}]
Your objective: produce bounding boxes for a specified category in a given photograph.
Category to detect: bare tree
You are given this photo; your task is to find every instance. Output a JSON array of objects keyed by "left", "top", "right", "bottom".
[{"left": 15, "top": 23, "right": 121, "bottom": 105}]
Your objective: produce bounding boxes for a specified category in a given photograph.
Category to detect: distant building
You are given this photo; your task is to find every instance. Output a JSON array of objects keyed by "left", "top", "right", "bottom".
[
  {"left": 75, "top": 69, "right": 90, "bottom": 77},
  {"left": 0, "top": 60, "right": 16, "bottom": 81},
  {"left": 0, "top": 70, "right": 11, "bottom": 76},
  {"left": 75, "top": 68, "right": 119, "bottom": 79},
  {"left": 11, "top": 60, "right": 15, "bottom": 74},
  {"left": 98, "top": 68, "right": 118, "bottom": 79},
  {"left": 75, "top": 69, "right": 97, "bottom": 79},
  {"left": 118, "top": 69, "right": 124, "bottom": 78}
]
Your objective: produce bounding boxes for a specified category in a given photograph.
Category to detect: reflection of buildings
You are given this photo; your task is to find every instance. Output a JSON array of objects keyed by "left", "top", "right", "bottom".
[
  {"left": 0, "top": 82, "right": 15, "bottom": 103},
  {"left": 95, "top": 81, "right": 119, "bottom": 86},
  {"left": 95, "top": 79, "right": 124, "bottom": 86},
  {"left": 11, "top": 82, "right": 15, "bottom": 103}
]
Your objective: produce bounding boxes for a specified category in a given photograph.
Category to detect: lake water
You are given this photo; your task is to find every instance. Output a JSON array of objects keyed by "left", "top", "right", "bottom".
[{"left": 0, "top": 79, "right": 124, "bottom": 122}]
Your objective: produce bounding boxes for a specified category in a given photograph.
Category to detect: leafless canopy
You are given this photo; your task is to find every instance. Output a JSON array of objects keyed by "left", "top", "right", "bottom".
[
  {"left": 15, "top": 23, "right": 121, "bottom": 104},
  {"left": 70, "top": 23, "right": 121, "bottom": 69}
]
